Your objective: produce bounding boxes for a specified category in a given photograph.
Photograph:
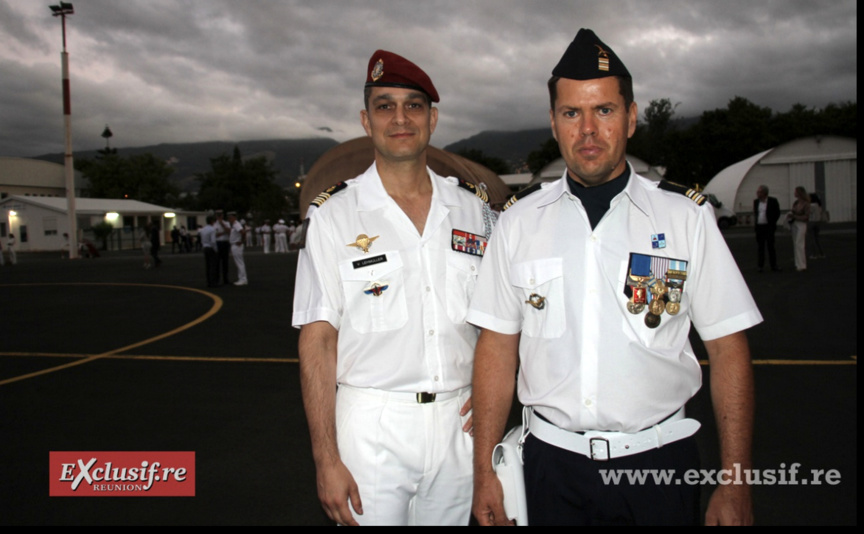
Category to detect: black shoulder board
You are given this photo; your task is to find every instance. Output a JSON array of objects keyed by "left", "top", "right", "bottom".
[
  {"left": 456, "top": 178, "right": 489, "bottom": 203},
  {"left": 658, "top": 180, "right": 707, "bottom": 206},
  {"left": 310, "top": 181, "right": 349, "bottom": 208},
  {"left": 502, "top": 183, "right": 543, "bottom": 211}
]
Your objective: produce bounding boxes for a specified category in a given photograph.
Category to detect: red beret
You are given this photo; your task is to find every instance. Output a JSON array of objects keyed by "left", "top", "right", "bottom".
[{"left": 365, "top": 49, "right": 439, "bottom": 103}]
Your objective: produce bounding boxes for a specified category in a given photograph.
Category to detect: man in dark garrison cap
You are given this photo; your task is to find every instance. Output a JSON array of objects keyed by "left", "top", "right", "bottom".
[
  {"left": 293, "top": 50, "right": 495, "bottom": 525},
  {"left": 468, "top": 29, "right": 761, "bottom": 525}
]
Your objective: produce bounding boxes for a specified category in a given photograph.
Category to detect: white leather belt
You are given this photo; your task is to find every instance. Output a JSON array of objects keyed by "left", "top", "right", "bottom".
[{"left": 527, "top": 408, "right": 701, "bottom": 461}]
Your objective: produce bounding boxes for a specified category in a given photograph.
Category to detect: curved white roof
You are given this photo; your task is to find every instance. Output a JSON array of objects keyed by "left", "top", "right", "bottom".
[
  {"left": 702, "top": 150, "right": 771, "bottom": 210},
  {"left": 703, "top": 136, "right": 857, "bottom": 211}
]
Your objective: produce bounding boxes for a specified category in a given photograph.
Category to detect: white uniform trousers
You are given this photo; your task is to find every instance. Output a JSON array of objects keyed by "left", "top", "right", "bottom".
[
  {"left": 335, "top": 385, "right": 473, "bottom": 526},
  {"left": 231, "top": 244, "right": 247, "bottom": 283}
]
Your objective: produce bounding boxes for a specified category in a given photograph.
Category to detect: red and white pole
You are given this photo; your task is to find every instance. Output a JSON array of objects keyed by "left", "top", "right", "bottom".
[
  {"left": 53, "top": 3, "right": 78, "bottom": 258},
  {"left": 62, "top": 48, "right": 78, "bottom": 259}
]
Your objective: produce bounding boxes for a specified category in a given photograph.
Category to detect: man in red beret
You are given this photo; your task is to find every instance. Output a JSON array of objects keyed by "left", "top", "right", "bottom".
[{"left": 294, "top": 50, "right": 495, "bottom": 525}]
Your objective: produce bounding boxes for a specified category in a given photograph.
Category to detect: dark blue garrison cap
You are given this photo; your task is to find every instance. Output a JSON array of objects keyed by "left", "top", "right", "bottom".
[{"left": 552, "top": 28, "right": 631, "bottom": 80}]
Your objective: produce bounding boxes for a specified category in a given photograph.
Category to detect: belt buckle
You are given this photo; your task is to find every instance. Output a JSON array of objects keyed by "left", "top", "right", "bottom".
[
  {"left": 589, "top": 436, "right": 611, "bottom": 461},
  {"left": 416, "top": 392, "right": 436, "bottom": 404}
]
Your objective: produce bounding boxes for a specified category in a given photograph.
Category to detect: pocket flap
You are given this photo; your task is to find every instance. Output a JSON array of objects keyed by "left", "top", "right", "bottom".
[{"left": 510, "top": 258, "right": 563, "bottom": 289}]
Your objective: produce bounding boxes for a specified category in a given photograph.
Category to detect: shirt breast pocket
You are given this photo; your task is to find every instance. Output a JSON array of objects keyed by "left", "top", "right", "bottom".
[
  {"left": 339, "top": 251, "right": 408, "bottom": 333},
  {"left": 510, "top": 258, "right": 565, "bottom": 339},
  {"left": 446, "top": 255, "right": 480, "bottom": 323}
]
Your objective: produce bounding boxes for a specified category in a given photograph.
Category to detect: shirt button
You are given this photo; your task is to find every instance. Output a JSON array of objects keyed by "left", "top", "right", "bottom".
[
  {"left": 428, "top": 330, "right": 435, "bottom": 336},
  {"left": 584, "top": 399, "right": 593, "bottom": 407},
  {"left": 434, "top": 376, "right": 440, "bottom": 381},
  {"left": 529, "top": 278, "right": 535, "bottom": 285},
  {"left": 426, "top": 286, "right": 431, "bottom": 292}
]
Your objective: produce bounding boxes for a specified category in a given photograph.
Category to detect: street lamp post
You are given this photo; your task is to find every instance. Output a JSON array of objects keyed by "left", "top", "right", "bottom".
[{"left": 50, "top": 2, "right": 78, "bottom": 259}]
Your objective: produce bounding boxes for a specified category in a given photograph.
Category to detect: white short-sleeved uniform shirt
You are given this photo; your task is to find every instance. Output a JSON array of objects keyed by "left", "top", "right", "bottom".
[
  {"left": 293, "top": 164, "right": 491, "bottom": 393},
  {"left": 466, "top": 170, "right": 763, "bottom": 433}
]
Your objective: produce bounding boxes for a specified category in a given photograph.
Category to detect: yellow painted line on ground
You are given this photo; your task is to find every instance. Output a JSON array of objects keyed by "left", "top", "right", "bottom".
[{"left": 0, "top": 283, "right": 223, "bottom": 387}]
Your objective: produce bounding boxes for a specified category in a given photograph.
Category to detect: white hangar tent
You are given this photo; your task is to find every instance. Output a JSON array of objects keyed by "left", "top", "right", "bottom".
[
  {"left": 703, "top": 136, "right": 857, "bottom": 225},
  {"left": 0, "top": 156, "right": 86, "bottom": 198},
  {"left": 530, "top": 154, "right": 665, "bottom": 187},
  {"left": 0, "top": 195, "right": 203, "bottom": 253}
]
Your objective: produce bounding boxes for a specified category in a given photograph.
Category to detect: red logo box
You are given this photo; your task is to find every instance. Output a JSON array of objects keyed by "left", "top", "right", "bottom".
[{"left": 50, "top": 451, "right": 195, "bottom": 497}]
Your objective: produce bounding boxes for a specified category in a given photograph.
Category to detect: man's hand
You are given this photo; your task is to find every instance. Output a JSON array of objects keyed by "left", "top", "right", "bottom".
[
  {"left": 460, "top": 396, "right": 473, "bottom": 434},
  {"left": 704, "top": 331, "right": 755, "bottom": 526},
  {"left": 705, "top": 483, "right": 753, "bottom": 526},
  {"left": 473, "top": 470, "right": 514, "bottom": 526},
  {"left": 316, "top": 459, "right": 363, "bottom": 526},
  {"left": 471, "top": 328, "right": 520, "bottom": 526}
]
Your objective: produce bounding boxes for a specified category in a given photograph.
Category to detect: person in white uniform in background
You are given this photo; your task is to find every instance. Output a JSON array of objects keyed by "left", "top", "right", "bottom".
[{"left": 227, "top": 211, "right": 247, "bottom": 286}]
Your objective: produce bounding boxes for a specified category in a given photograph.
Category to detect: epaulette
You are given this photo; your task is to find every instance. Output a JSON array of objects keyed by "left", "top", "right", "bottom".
[
  {"left": 455, "top": 178, "right": 489, "bottom": 203},
  {"left": 658, "top": 180, "right": 707, "bottom": 206},
  {"left": 502, "top": 183, "right": 543, "bottom": 211},
  {"left": 310, "top": 181, "right": 349, "bottom": 208}
]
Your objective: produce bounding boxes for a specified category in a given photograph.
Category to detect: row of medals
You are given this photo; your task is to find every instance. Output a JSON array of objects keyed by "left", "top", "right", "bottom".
[{"left": 627, "top": 269, "right": 685, "bottom": 329}]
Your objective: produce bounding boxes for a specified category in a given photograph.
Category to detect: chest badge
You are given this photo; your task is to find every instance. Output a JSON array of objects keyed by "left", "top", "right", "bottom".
[
  {"left": 526, "top": 294, "right": 547, "bottom": 310},
  {"left": 651, "top": 233, "right": 667, "bottom": 249},
  {"left": 347, "top": 234, "right": 379, "bottom": 253},
  {"left": 364, "top": 282, "right": 389, "bottom": 297}
]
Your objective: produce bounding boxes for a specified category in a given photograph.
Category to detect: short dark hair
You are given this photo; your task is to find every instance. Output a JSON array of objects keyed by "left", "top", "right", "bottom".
[{"left": 547, "top": 75, "right": 634, "bottom": 112}]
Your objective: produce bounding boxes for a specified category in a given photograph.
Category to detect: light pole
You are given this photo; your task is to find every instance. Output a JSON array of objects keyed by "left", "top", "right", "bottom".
[{"left": 50, "top": 2, "right": 78, "bottom": 259}]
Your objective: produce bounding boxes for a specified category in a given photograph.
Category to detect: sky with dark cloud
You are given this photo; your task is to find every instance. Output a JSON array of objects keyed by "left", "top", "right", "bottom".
[{"left": 0, "top": 0, "right": 856, "bottom": 158}]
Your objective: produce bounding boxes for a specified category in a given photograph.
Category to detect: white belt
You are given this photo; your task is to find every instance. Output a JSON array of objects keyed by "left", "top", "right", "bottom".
[
  {"left": 337, "top": 384, "right": 469, "bottom": 404},
  {"left": 527, "top": 408, "right": 700, "bottom": 461}
]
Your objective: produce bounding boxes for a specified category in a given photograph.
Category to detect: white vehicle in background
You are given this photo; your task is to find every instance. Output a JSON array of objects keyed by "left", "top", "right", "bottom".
[{"left": 705, "top": 193, "right": 738, "bottom": 229}]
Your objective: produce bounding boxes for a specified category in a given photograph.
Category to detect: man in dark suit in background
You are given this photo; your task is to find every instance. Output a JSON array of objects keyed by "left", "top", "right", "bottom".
[{"left": 754, "top": 185, "right": 781, "bottom": 272}]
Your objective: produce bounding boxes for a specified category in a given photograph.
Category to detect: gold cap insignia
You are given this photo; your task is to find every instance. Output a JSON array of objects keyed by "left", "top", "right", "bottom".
[
  {"left": 371, "top": 59, "right": 384, "bottom": 82},
  {"left": 347, "top": 234, "right": 379, "bottom": 253},
  {"left": 595, "top": 44, "right": 610, "bottom": 72}
]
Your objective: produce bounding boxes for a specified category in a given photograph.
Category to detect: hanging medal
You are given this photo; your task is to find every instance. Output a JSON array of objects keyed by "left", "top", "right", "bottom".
[
  {"left": 645, "top": 278, "right": 667, "bottom": 328},
  {"left": 627, "top": 254, "right": 652, "bottom": 315},
  {"left": 664, "top": 260, "right": 688, "bottom": 316}
]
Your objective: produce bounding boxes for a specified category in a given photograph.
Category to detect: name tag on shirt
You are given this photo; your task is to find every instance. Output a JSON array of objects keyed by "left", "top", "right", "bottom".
[{"left": 353, "top": 254, "right": 387, "bottom": 270}]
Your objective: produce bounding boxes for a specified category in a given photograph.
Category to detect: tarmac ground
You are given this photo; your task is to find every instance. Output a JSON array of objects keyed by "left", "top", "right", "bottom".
[{"left": 0, "top": 223, "right": 856, "bottom": 525}]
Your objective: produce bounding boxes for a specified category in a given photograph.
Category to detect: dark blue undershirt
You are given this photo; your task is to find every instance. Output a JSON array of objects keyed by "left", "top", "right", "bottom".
[{"left": 567, "top": 166, "right": 631, "bottom": 230}]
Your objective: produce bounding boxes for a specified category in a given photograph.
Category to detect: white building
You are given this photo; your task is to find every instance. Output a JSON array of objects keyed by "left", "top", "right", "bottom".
[
  {"left": 703, "top": 136, "right": 857, "bottom": 225},
  {"left": 0, "top": 195, "right": 204, "bottom": 253}
]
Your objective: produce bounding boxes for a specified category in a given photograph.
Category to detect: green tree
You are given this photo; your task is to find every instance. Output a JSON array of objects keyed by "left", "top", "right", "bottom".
[
  {"left": 77, "top": 153, "right": 179, "bottom": 206},
  {"left": 196, "top": 146, "right": 287, "bottom": 219},
  {"left": 89, "top": 221, "right": 114, "bottom": 251}
]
